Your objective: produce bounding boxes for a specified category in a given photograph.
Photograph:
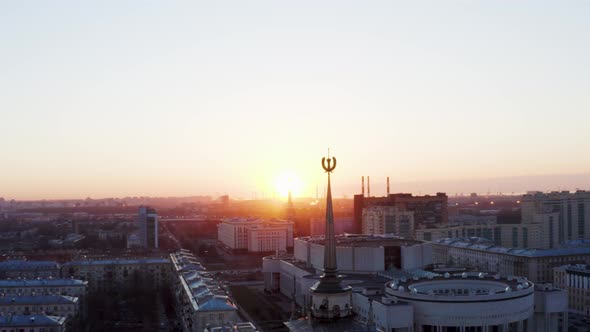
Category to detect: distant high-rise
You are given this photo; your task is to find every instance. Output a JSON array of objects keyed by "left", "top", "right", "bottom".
[
  {"left": 138, "top": 206, "right": 158, "bottom": 249},
  {"left": 72, "top": 219, "right": 79, "bottom": 234},
  {"left": 522, "top": 191, "right": 590, "bottom": 243},
  {"left": 353, "top": 190, "right": 448, "bottom": 234}
]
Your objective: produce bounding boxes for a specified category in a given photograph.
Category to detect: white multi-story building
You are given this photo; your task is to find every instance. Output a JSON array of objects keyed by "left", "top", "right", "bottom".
[
  {"left": 217, "top": 218, "right": 294, "bottom": 253},
  {"left": 351, "top": 273, "right": 568, "bottom": 332},
  {"left": 266, "top": 253, "right": 568, "bottom": 331},
  {"left": 362, "top": 206, "right": 414, "bottom": 238},
  {"left": 554, "top": 264, "right": 590, "bottom": 317},
  {"left": 264, "top": 234, "right": 433, "bottom": 296},
  {"left": 293, "top": 234, "right": 432, "bottom": 274},
  {"left": 433, "top": 237, "right": 590, "bottom": 283},
  {"left": 247, "top": 225, "right": 288, "bottom": 252},
  {"left": 522, "top": 191, "right": 590, "bottom": 244},
  {"left": 170, "top": 250, "right": 243, "bottom": 332}
]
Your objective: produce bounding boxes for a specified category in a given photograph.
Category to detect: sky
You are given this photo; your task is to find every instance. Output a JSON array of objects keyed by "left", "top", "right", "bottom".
[{"left": 1, "top": 1, "right": 589, "bottom": 200}]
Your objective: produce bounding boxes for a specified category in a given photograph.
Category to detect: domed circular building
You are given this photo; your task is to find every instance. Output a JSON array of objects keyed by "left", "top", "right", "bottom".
[{"left": 385, "top": 273, "right": 534, "bottom": 331}]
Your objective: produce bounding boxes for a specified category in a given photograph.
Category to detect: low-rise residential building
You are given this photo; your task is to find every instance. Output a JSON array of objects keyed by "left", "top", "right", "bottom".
[
  {"left": 0, "top": 279, "right": 87, "bottom": 298},
  {"left": 217, "top": 218, "right": 294, "bottom": 252},
  {"left": 417, "top": 214, "right": 560, "bottom": 249},
  {"left": 554, "top": 264, "right": 590, "bottom": 316},
  {"left": 0, "top": 295, "right": 79, "bottom": 318},
  {"left": 0, "top": 260, "right": 60, "bottom": 279},
  {"left": 0, "top": 314, "right": 67, "bottom": 332},
  {"left": 170, "top": 250, "right": 240, "bottom": 331},
  {"left": 61, "top": 258, "right": 173, "bottom": 293},
  {"left": 0, "top": 278, "right": 88, "bottom": 320},
  {"left": 433, "top": 237, "right": 590, "bottom": 283}
]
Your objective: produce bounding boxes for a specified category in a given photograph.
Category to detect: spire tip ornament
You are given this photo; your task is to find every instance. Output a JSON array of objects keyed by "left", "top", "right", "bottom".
[{"left": 321, "top": 157, "right": 336, "bottom": 173}]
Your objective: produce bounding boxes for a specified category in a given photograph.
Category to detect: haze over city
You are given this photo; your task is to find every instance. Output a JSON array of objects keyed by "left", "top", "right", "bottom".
[
  {"left": 2, "top": 1, "right": 590, "bottom": 200},
  {"left": 4, "top": 2, "right": 590, "bottom": 331}
]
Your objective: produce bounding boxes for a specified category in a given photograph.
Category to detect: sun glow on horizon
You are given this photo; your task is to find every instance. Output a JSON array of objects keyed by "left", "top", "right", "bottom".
[{"left": 275, "top": 172, "right": 303, "bottom": 198}]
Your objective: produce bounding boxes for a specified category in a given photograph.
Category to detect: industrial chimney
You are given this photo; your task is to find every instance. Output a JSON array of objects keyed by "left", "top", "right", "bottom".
[
  {"left": 367, "top": 176, "right": 371, "bottom": 197},
  {"left": 387, "top": 176, "right": 390, "bottom": 196},
  {"left": 362, "top": 176, "right": 365, "bottom": 197}
]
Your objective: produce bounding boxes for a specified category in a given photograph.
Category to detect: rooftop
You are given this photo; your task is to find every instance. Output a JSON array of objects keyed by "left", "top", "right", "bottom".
[
  {"left": 387, "top": 272, "right": 533, "bottom": 301},
  {"left": 302, "top": 272, "right": 392, "bottom": 292},
  {"left": 62, "top": 258, "right": 170, "bottom": 266},
  {"left": 557, "top": 264, "right": 590, "bottom": 275},
  {"left": 284, "top": 317, "right": 375, "bottom": 332},
  {"left": 523, "top": 190, "right": 590, "bottom": 198},
  {"left": 0, "top": 260, "right": 59, "bottom": 270},
  {"left": 297, "top": 234, "right": 424, "bottom": 248},
  {"left": 0, "top": 295, "right": 77, "bottom": 305},
  {"left": 434, "top": 237, "right": 590, "bottom": 257},
  {"left": 0, "top": 279, "right": 87, "bottom": 287},
  {"left": 171, "top": 250, "right": 237, "bottom": 313},
  {"left": 0, "top": 315, "right": 66, "bottom": 327},
  {"left": 221, "top": 218, "right": 293, "bottom": 224}
]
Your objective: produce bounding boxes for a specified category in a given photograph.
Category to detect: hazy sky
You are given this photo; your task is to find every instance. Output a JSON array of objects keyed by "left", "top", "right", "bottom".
[{"left": 1, "top": 1, "right": 589, "bottom": 200}]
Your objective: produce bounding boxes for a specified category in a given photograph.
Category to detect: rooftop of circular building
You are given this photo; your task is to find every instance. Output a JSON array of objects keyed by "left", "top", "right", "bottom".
[{"left": 386, "top": 272, "right": 534, "bottom": 302}]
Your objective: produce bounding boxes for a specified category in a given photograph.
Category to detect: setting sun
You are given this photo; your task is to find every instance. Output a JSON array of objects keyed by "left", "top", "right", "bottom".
[{"left": 275, "top": 172, "right": 302, "bottom": 198}]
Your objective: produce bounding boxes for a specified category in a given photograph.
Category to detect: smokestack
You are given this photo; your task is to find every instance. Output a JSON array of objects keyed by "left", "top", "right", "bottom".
[
  {"left": 367, "top": 176, "right": 371, "bottom": 197},
  {"left": 362, "top": 176, "right": 365, "bottom": 196},
  {"left": 387, "top": 177, "right": 390, "bottom": 196}
]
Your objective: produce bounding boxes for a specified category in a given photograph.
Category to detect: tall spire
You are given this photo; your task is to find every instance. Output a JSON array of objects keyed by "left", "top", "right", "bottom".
[
  {"left": 323, "top": 158, "right": 337, "bottom": 277},
  {"left": 309, "top": 154, "right": 352, "bottom": 321},
  {"left": 287, "top": 190, "right": 295, "bottom": 221}
]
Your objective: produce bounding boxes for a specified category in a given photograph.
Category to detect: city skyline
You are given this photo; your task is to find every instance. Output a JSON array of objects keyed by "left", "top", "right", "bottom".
[{"left": 2, "top": 1, "right": 590, "bottom": 200}]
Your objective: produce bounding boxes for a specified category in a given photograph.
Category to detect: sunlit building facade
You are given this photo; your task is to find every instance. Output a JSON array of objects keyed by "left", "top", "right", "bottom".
[{"left": 217, "top": 218, "right": 294, "bottom": 253}]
